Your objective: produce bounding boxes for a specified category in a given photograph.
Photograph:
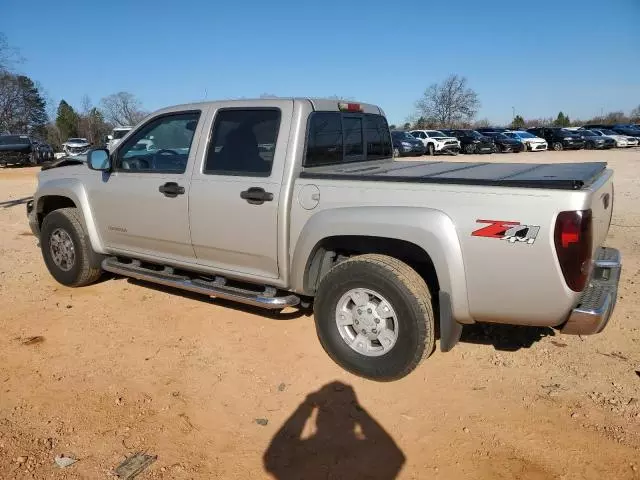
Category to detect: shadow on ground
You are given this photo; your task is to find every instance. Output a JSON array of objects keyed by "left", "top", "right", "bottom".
[
  {"left": 459, "top": 323, "right": 555, "bottom": 351},
  {"left": 263, "top": 381, "right": 405, "bottom": 480},
  {"left": 0, "top": 196, "right": 32, "bottom": 208}
]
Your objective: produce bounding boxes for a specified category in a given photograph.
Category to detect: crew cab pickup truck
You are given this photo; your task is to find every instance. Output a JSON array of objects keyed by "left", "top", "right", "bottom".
[{"left": 26, "top": 98, "right": 621, "bottom": 381}]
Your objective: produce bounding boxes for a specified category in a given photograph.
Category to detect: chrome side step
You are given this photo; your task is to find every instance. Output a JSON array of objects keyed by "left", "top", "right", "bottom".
[{"left": 102, "top": 257, "right": 300, "bottom": 310}]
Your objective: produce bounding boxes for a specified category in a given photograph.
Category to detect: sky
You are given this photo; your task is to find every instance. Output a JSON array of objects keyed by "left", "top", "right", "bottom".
[{"left": 2, "top": 0, "right": 639, "bottom": 126}]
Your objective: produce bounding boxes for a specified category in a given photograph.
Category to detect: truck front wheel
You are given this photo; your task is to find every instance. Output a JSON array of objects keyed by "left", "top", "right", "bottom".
[
  {"left": 314, "top": 254, "right": 435, "bottom": 381},
  {"left": 40, "top": 208, "right": 103, "bottom": 287}
]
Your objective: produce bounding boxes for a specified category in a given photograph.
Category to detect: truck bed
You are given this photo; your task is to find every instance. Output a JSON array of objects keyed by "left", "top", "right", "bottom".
[{"left": 300, "top": 160, "right": 607, "bottom": 190}]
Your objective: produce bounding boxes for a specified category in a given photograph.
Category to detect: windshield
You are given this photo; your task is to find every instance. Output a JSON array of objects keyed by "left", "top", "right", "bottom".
[
  {"left": 561, "top": 129, "right": 578, "bottom": 136},
  {"left": 427, "top": 131, "right": 446, "bottom": 138},
  {"left": 67, "top": 138, "right": 87, "bottom": 144},
  {"left": 113, "top": 129, "right": 130, "bottom": 139},
  {"left": 580, "top": 130, "right": 597, "bottom": 136},
  {"left": 0, "top": 135, "right": 30, "bottom": 145},
  {"left": 468, "top": 131, "right": 484, "bottom": 139},
  {"left": 393, "top": 131, "right": 416, "bottom": 141},
  {"left": 601, "top": 129, "right": 617, "bottom": 135}
]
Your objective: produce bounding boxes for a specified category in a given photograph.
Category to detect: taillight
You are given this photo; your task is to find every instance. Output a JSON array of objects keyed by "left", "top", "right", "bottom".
[{"left": 554, "top": 210, "right": 593, "bottom": 292}]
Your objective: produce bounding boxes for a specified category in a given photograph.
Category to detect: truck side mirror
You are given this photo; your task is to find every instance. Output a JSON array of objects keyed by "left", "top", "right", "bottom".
[{"left": 87, "top": 149, "right": 111, "bottom": 171}]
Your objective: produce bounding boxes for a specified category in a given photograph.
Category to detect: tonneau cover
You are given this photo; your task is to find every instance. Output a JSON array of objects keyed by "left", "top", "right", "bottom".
[{"left": 300, "top": 160, "right": 607, "bottom": 190}]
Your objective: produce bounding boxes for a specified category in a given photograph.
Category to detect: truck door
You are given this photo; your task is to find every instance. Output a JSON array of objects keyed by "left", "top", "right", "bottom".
[
  {"left": 88, "top": 110, "right": 205, "bottom": 262},
  {"left": 188, "top": 100, "right": 294, "bottom": 280}
]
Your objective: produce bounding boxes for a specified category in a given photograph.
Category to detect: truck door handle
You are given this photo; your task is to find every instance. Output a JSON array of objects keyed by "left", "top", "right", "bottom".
[
  {"left": 240, "top": 187, "right": 273, "bottom": 205},
  {"left": 158, "top": 182, "right": 185, "bottom": 197}
]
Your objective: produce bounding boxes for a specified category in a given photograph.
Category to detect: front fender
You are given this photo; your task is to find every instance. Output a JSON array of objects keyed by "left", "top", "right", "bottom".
[
  {"left": 290, "top": 206, "right": 473, "bottom": 324},
  {"left": 35, "top": 177, "right": 105, "bottom": 254}
]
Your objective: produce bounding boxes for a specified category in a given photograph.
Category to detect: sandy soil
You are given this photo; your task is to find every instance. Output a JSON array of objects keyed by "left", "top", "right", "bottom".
[{"left": 0, "top": 149, "right": 639, "bottom": 479}]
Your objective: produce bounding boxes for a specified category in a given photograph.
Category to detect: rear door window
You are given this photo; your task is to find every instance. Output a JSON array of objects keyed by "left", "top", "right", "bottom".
[{"left": 204, "top": 109, "right": 281, "bottom": 177}]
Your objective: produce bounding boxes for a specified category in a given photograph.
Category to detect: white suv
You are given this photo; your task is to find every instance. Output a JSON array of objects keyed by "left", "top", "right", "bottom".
[
  {"left": 409, "top": 130, "right": 461, "bottom": 156},
  {"left": 107, "top": 126, "right": 133, "bottom": 151}
]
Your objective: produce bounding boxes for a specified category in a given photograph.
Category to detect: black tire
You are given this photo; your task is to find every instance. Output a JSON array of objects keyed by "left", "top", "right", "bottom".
[
  {"left": 493, "top": 144, "right": 501, "bottom": 154},
  {"left": 40, "top": 208, "right": 103, "bottom": 287},
  {"left": 314, "top": 254, "right": 435, "bottom": 381},
  {"left": 552, "top": 141, "right": 563, "bottom": 151},
  {"left": 464, "top": 143, "right": 476, "bottom": 154},
  {"left": 427, "top": 143, "right": 435, "bottom": 156},
  {"left": 585, "top": 141, "right": 594, "bottom": 150}
]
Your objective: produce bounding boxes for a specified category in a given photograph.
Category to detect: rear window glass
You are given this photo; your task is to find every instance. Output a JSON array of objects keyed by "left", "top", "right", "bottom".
[{"left": 305, "top": 113, "right": 391, "bottom": 167}]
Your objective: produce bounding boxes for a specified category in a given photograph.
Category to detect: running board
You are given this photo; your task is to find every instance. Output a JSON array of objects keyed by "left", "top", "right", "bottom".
[{"left": 102, "top": 257, "right": 300, "bottom": 310}]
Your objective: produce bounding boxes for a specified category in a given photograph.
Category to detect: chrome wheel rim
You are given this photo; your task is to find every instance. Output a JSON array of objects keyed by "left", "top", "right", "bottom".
[
  {"left": 49, "top": 228, "right": 75, "bottom": 271},
  {"left": 335, "top": 288, "right": 399, "bottom": 357}
]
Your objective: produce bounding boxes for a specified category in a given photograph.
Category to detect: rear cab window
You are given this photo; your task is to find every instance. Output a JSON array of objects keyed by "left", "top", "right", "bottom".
[{"left": 305, "top": 112, "right": 392, "bottom": 167}]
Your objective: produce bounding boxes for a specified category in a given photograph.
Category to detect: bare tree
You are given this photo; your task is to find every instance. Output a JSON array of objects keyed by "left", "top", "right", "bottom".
[
  {"left": 415, "top": 74, "right": 480, "bottom": 127},
  {"left": 0, "top": 33, "right": 23, "bottom": 73},
  {"left": 99, "top": 92, "right": 147, "bottom": 126},
  {"left": 472, "top": 118, "right": 491, "bottom": 128},
  {"left": 77, "top": 95, "right": 109, "bottom": 144},
  {"left": 631, "top": 105, "right": 640, "bottom": 122}
]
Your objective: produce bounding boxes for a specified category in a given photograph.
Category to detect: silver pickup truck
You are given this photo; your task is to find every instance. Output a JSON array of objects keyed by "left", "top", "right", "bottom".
[{"left": 26, "top": 98, "right": 621, "bottom": 381}]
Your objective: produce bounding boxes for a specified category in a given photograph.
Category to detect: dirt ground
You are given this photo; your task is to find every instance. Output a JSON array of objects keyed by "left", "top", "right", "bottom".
[{"left": 0, "top": 149, "right": 639, "bottom": 480}]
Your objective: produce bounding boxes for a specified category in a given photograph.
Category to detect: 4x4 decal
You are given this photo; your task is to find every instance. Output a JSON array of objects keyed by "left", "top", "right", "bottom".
[{"left": 472, "top": 219, "right": 540, "bottom": 245}]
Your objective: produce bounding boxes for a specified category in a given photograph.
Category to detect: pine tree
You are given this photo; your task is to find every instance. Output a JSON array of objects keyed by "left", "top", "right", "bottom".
[
  {"left": 510, "top": 115, "right": 525, "bottom": 130},
  {"left": 553, "top": 111, "right": 570, "bottom": 127},
  {"left": 56, "top": 100, "right": 79, "bottom": 140}
]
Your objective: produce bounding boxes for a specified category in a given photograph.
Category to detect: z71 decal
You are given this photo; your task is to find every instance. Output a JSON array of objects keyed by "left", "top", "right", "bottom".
[{"left": 472, "top": 220, "right": 540, "bottom": 245}]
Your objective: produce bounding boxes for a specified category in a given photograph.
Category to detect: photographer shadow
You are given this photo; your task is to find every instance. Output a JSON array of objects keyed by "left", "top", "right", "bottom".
[{"left": 263, "top": 381, "right": 405, "bottom": 480}]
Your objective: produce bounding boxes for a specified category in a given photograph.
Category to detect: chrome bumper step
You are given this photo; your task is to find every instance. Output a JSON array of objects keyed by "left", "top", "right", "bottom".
[
  {"left": 102, "top": 257, "right": 300, "bottom": 310},
  {"left": 561, "top": 247, "right": 621, "bottom": 335}
]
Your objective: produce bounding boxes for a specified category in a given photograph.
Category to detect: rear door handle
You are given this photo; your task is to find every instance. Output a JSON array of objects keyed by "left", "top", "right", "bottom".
[
  {"left": 158, "top": 182, "right": 185, "bottom": 198},
  {"left": 240, "top": 187, "right": 273, "bottom": 205}
]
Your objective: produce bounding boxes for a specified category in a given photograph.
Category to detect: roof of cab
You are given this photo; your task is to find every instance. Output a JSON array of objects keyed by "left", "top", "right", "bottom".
[{"left": 151, "top": 98, "right": 385, "bottom": 117}]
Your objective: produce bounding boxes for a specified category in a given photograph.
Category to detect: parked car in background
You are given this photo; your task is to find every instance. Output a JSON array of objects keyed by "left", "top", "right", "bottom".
[
  {"left": 526, "top": 127, "right": 585, "bottom": 151},
  {"left": 33, "top": 141, "right": 55, "bottom": 162},
  {"left": 391, "top": 130, "right": 425, "bottom": 157},
  {"left": 503, "top": 131, "right": 548, "bottom": 151},
  {"left": 409, "top": 129, "right": 460, "bottom": 155},
  {"left": 107, "top": 126, "right": 132, "bottom": 151},
  {"left": 0, "top": 134, "right": 39, "bottom": 166},
  {"left": 481, "top": 131, "right": 525, "bottom": 153},
  {"left": 62, "top": 138, "right": 91, "bottom": 156},
  {"left": 576, "top": 130, "right": 615, "bottom": 150},
  {"left": 475, "top": 127, "right": 510, "bottom": 134},
  {"left": 609, "top": 125, "right": 640, "bottom": 139},
  {"left": 440, "top": 129, "right": 495, "bottom": 154},
  {"left": 589, "top": 129, "right": 638, "bottom": 148}
]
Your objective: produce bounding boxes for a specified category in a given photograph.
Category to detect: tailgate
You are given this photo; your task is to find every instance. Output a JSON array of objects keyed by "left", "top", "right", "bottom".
[{"left": 586, "top": 169, "right": 614, "bottom": 253}]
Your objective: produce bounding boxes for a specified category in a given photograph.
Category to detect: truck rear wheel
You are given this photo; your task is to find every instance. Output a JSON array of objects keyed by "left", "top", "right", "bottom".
[
  {"left": 314, "top": 254, "right": 434, "bottom": 381},
  {"left": 40, "top": 208, "right": 103, "bottom": 287}
]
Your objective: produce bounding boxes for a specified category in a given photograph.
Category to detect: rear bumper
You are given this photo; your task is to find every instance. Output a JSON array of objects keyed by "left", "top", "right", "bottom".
[{"left": 561, "top": 247, "right": 621, "bottom": 335}]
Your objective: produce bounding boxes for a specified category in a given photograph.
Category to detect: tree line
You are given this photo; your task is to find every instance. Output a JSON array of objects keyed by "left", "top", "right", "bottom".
[
  {"left": 0, "top": 33, "right": 147, "bottom": 149},
  {"left": 391, "top": 73, "right": 640, "bottom": 132}
]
